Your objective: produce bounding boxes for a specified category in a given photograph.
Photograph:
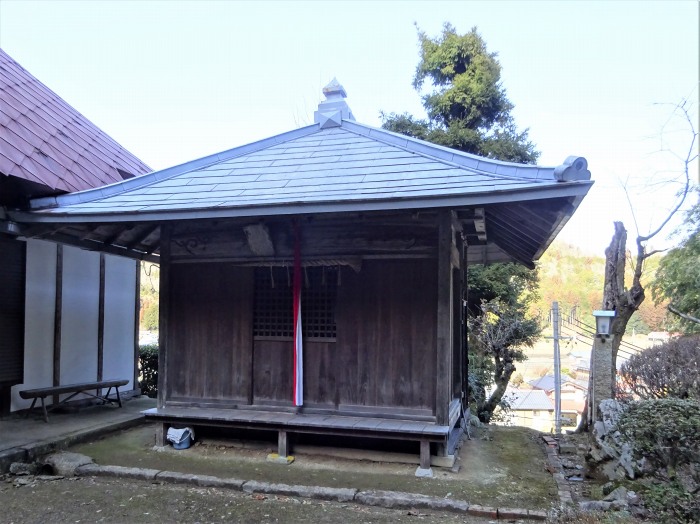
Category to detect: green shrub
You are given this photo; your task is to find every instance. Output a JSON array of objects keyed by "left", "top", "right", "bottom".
[
  {"left": 617, "top": 398, "right": 700, "bottom": 474},
  {"left": 138, "top": 344, "right": 159, "bottom": 398},
  {"left": 619, "top": 336, "right": 700, "bottom": 400},
  {"left": 617, "top": 399, "right": 700, "bottom": 523},
  {"left": 641, "top": 480, "right": 700, "bottom": 524}
]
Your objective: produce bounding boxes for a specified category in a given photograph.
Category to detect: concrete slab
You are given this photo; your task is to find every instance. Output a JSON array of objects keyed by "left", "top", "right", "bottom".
[{"left": 0, "top": 396, "right": 155, "bottom": 473}]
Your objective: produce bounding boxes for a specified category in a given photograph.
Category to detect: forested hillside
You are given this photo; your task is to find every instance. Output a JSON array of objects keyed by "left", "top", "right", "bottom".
[
  {"left": 139, "top": 263, "right": 159, "bottom": 331},
  {"left": 534, "top": 240, "right": 670, "bottom": 334}
]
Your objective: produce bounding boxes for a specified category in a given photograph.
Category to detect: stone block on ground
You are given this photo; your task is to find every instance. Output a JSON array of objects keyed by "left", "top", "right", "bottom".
[
  {"left": 355, "top": 490, "right": 468, "bottom": 512},
  {"left": 9, "top": 462, "right": 38, "bottom": 476},
  {"left": 41, "top": 452, "right": 94, "bottom": 477},
  {"left": 76, "top": 464, "right": 160, "bottom": 480},
  {"left": 243, "top": 480, "right": 356, "bottom": 503}
]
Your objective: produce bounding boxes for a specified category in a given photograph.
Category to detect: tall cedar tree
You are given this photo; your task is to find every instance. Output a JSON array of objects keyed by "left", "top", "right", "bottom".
[
  {"left": 382, "top": 24, "right": 539, "bottom": 163},
  {"left": 381, "top": 24, "right": 542, "bottom": 421}
]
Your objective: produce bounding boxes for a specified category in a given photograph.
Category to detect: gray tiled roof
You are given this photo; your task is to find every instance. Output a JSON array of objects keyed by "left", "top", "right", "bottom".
[
  {"left": 8, "top": 80, "right": 593, "bottom": 267},
  {"left": 0, "top": 48, "right": 150, "bottom": 193},
  {"left": 528, "top": 375, "right": 586, "bottom": 392},
  {"left": 24, "top": 120, "right": 591, "bottom": 220},
  {"left": 504, "top": 389, "right": 555, "bottom": 411}
]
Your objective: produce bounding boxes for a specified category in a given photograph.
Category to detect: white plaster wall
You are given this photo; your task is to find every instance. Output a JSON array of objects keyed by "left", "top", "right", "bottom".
[
  {"left": 103, "top": 255, "right": 137, "bottom": 389},
  {"left": 59, "top": 246, "right": 100, "bottom": 386},
  {"left": 11, "top": 240, "right": 57, "bottom": 411}
]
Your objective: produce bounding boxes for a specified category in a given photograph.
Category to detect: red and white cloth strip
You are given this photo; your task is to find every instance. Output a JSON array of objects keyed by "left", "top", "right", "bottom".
[{"left": 292, "top": 222, "right": 303, "bottom": 406}]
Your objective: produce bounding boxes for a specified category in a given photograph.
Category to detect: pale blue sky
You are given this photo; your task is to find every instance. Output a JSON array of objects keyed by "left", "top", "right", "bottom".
[{"left": 1, "top": 0, "right": 697, "bottom": 254}]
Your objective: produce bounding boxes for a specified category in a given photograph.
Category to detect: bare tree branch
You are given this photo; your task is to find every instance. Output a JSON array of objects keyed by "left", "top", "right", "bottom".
[
  {"left": 668, "top": 304, "right": 700, "bottom": 325},
  {"left": 639, "top": 100, "right": 697, "bottom": 243},
  {"left": 644, "top": 248, "right": 669, "bottom": 258}
]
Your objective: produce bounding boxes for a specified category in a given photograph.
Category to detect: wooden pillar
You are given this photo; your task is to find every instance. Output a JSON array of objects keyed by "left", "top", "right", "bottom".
[
  {"left": 419, "top": 440, "right": 431, "bottom": 469},
  {"left": 157, "top": 225, "right": 170, "bottom": 409},
  {"left": 155, "top": 422, "right": 169, "bottom": 446},
  {"left": 52, "top": 245, "right": 63, "bottom": 406},
  {"left": 458, "top": 234, "right": 468, "bottom": 412},
  {"left": 133, "top": 260, "right": 141, "bottom": 392},
  {"left": 97, "top": 254, "right": 105, "bottom": 383},
  {"left": 435, "top": 211, "right": 454, "bottom": 426},
  {"left": 278, "top": 430, "right": 289, "bottom": 457}
]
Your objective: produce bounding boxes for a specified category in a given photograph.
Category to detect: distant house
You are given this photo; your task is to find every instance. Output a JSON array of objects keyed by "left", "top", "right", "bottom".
[
  {"left": 0, "top": 48, "right": 151, "bottom": 415},
  {"left": 647, "top": 331, "right": 672, "bottom": 346},
  {"left": 528, "top": 375, "right": 587, "bottom": 427},
  {"left": 8, "top": 79, "right": 592, "bottom": 468},
  {"left": 496, "top": 388, "right": 555, "bottom": 433},
  {"left": 575, "top": 359, "right": 591, "bottom": 381}
]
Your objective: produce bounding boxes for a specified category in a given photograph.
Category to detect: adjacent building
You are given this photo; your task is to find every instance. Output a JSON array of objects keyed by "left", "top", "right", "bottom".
[{"left": 0, "top": 48, "right": 151, "bottom": 414}]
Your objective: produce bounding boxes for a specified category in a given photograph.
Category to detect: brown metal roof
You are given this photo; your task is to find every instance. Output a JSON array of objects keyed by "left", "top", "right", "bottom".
[{"left": 0, "top": 48, "right": 151, "bottom": 194}]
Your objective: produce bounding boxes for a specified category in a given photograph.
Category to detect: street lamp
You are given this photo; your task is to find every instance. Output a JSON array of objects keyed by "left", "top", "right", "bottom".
[{"left": 592, "top": 310, "right": 615, "bottom": 341}]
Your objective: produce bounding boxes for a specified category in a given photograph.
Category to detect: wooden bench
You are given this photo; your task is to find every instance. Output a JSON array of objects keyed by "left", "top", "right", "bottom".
[{"left": 19, "top": 379, "right": 129, "bottom": 422}]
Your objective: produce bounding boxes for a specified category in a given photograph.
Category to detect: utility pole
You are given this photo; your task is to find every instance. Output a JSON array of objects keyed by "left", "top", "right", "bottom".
[
  {"left": 552, "top": 302, "right": 561, "bottom": 435},
  {"left": 545, "top": 302, "right": 573, "bottom": 434}
]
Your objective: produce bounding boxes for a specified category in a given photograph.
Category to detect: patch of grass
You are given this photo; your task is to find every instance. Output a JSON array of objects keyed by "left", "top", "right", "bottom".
[{"left": 71, "top": 423, "right": 558, "bottom": 510}]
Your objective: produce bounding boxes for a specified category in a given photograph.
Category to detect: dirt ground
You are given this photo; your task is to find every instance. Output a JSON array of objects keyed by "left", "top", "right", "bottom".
[
  {"left": 68, "top": 422, "right": 558, "bottom": 510},
  {"left": 0, "top": 423, "right": 562, "bottom": 522},
  {"left": 0, "top": 475, "right": 497, "bottom": 524}
]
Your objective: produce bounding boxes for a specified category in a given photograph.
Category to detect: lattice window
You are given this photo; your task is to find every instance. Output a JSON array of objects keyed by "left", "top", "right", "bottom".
[{"left": 253, "top": 266, "right": 337, "bottom": 340}]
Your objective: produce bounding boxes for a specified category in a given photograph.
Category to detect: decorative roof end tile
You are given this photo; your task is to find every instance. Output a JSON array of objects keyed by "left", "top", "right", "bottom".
[{"left": 554, "top": 156, "right": 590, "bottom": 182}]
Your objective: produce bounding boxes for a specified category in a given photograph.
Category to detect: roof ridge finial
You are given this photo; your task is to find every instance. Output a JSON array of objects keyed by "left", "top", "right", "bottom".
[
  {"left": 322, "top": 78, "right": 347, "bottom": 100},
  {"left": 314, "top": 78, "right": 355, "bottom": 128}
]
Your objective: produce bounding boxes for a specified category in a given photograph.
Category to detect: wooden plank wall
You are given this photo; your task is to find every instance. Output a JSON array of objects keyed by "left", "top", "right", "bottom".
[
  {"left": 167, "top": 263, "right": 253, "bottom": 403},
  {"left": 165, "top": 258, "right": 437, "bottom": 417},
  {"left": 336, "top": 259, "right": 437, "bottom": 413}
]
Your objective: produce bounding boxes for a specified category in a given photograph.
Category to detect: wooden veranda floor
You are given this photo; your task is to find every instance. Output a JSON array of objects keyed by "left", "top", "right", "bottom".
[{"left": 144, "top": 406, "right": 452, "bottom": 469}]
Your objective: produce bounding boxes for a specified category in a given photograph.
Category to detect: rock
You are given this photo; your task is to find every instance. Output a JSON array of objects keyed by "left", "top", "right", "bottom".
[
  {"left": 610, "top": 499, "right": 628, "bottom": 511},
  {"left": 578, "top": 500, "right": 612, "bottom": 512},
  {"left": 9, "top": 462, "right": 38, "bottom": 476},
  {"left": 561, "top": 459, "right": 578, "bottom": 469},
  {"left": 676, "top": 463, "right": 699, "bottom": 493},
  {"left": 559, "top": 442, "right": 577, "bottom": 455},
  {"left": 468, "top": 415, "right": 482, "bottom": 427},
  {"left": 586, "top": 400, "right": 643, "bottom": 481},
  {"left": 35, "top": 475, "right": 64, "bottom": 481},
  {"left": 12, "top": 477, "right": 36, "bottom": 487},
  {"left": 41, "top": 452, "right": 94, "bottom": 477},
  {"left": 603, "top": 486, "right": 628, "bottom": 502}
]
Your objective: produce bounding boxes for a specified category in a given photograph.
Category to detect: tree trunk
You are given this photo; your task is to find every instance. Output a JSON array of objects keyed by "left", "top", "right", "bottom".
[
  {"left": 577, "top": 221, "right": 645, "bottom": 433},
  {"left": 478, "top": 357, "right": 516, "bottom": 422}
]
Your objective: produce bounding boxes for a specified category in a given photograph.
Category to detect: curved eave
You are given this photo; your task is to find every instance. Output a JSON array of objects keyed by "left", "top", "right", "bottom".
[{"left": 11, "top": 180, "right": 593, "bottom": 224}]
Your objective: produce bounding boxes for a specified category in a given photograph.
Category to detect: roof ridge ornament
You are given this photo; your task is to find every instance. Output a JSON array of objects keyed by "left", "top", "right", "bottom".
[{"left": 314, "top": 78, "right": 355, "bottom": 129}]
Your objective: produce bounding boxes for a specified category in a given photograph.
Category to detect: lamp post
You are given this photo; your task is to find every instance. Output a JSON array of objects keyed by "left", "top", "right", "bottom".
[
  {"left": 590, "top": 310, "right": 615, "bottom": 424},
  {"left": 592, "top": 310, "right": 615, "bottom": 341}
]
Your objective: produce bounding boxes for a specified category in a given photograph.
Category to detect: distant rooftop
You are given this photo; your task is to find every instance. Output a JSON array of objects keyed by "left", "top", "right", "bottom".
[
  {"left": 504, "top": 389, "right": 554, "bottom": 411},
  {"left": 527, "top": 375, "right": 586, "bottom": 392}
]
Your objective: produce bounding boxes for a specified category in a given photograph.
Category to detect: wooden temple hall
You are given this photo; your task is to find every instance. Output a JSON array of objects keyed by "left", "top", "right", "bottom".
[{"left": 10, "top": 80, "right": 592, "bottom": 474}]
